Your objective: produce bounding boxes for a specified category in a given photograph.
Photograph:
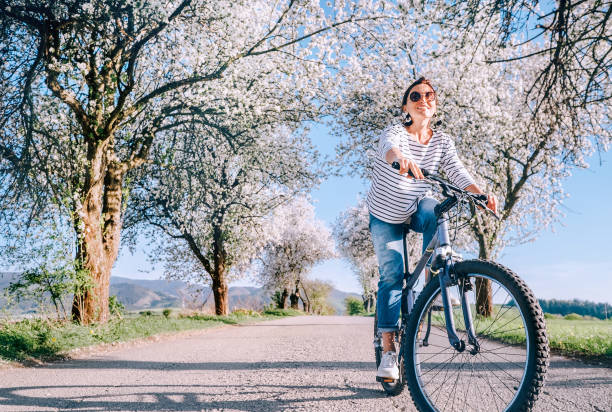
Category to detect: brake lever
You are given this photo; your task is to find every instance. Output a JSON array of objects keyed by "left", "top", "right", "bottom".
[{"left": 471, "top": 195, "right": 501, "bottom": 221}]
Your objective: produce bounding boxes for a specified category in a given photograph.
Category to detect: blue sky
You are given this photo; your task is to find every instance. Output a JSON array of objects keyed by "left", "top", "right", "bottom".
[{"left": 113, "top": 123, "right": 612, "bottom": 304}]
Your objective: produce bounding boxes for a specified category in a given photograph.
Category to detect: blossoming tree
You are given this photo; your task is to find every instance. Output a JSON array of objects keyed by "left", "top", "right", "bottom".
[
  {"left": 328, "top": 6, "right": 610, "bottom": 315},
  {"left": 257, "top": 197, "right": 335, "bottom": 310},
  {"left": 333, "top": 198, "right": 423, "bottom": 311},
  {"left": 0, "top": 0, "right": 389, "bottom": 323},
  {"left": 125, "top": 118, "right": 319, "bottom": 315}
]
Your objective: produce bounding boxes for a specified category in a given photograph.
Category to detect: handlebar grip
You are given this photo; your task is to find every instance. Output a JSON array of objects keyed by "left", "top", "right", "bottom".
[
  {"left": 391, "top": 161, "right": 430, "bottom": 177},
  {"left": 473, "top": 193, "right": 488, "bottom": 202}
]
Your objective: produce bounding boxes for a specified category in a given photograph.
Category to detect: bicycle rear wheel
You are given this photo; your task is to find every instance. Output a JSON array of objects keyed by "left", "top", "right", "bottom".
[
  {"left": 404, "top": 259, "right": 549, "bottom": 411},
  {"left": 374, "top": 310, "right": 405, "bottom": 396}
]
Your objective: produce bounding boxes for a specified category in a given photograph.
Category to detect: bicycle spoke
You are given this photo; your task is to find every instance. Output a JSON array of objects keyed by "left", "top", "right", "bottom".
[
  {"left": 478, "top": 358, "right": 520, "bottom": 403},
  {"left": 477, "top": 352, "right": 522, "bottom": 384},
  {"left": 480, "top": 340, "right": 525, "bottom": 353},
  {"left": 463, "top": 354, "right": 475, "bottom": 411},
  {"left": 446, "top": 353, "right": 468, "bottom": 411},
  {"left": 486, "top": 326, "right": 525, "bottom": 337},
  {"left": 421, "top": 350, "right": 461, "bottom": 385},
  {"left": 420, "top": 351, "right": 460, "bottom": 379},
  {"left": 419, "top": 346, "right": 457, "bottom": 364},
  {"left": 428, "top": 352, "right": 462, "bottom": 405},
  {"left": 419, "top": 342, "right": 454, "bottom": 349},
  {"left": 481, "top": 348, "right": 528, "bottom": 371},
  {"left": 478, "top": 299, "right": 513, "bottom": 336},
  {"left": 480, "top": 361, "right": 505, "bottom": 411},
  {"left": 486, "top": 313, "right": 522, "bottom": 336}
]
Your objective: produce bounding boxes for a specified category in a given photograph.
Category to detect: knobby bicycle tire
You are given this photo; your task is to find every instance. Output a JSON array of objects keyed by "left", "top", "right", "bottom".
[{"left": 404, "top": 259, "right": 549, "bottom": 411}]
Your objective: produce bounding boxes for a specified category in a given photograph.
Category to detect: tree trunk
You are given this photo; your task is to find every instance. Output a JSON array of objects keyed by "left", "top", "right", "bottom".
[
  {"left": 300, "top": 284, "right": 311, "bottom": 313},
  {"left": 289, "top": 293, "right": 299, "bottom": 309},
  {"left": 211, "top": 226, "right": 229, "bottom": 315},
  {"left": 289, "top": 290, "right": 300, "bottom": 310},
  {"left": 71, "top": 141, "right": 124, "bottom": 324},
  {"left": 299, "top": 296, "right": 309, "bottom": 312},
  {"left": 212, "top": 274, "right": 228, "bottom": 315},
  {"left": 290, "top": 279, "right": 301, "bottom": 310},
  {"left": 363, "top": 295, "right": 374, "bottom": 313},
  {"left": 475, "top": 237, "right": 493, "bottom": 317},
  {"left": 279, "top": 288, "right": 289, "bottom": 309},
  {"left": 475, "top": 278, "right": 493, "bottom": 317}
]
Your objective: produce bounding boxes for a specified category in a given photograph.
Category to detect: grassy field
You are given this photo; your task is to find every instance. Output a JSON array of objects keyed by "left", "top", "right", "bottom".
[
  {"left": 430, "top": 306, "right": 612, "bottom": 363},
  {"left": 0, "top": 308, "right": 302, "bottom": 364},
  {"left": 543, "top": 314, "right": 612, "bottom": 360}
]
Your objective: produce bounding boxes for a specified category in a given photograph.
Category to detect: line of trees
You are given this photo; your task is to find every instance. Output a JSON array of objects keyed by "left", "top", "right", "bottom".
[
  {"left": 0, "top": 0, "right": 390, "bottom": 323},
  {"left": 2, "top": 1, "right": 609, "bottom": 323},
  {"left": 539, "top": 298, "right": 611, "bottom": 320},
  {"left": 329, "top": 0, "right": 610, "bottom": 315}
]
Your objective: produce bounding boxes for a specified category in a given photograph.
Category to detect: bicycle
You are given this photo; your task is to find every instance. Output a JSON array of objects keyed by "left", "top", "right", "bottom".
[{"left": 373, "top": 162, "right": 549, "bottom": 411}]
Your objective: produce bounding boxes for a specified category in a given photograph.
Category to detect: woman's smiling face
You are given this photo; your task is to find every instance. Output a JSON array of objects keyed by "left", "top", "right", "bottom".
[{"left": 403, "top": 83, "right": 437, "bottom": 121}]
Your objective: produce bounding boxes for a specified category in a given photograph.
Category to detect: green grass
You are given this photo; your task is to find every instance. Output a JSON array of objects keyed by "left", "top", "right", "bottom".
[
  {"left": 430, "top": 305, "right": 612, "bottom": 362},
  {"left": 543, "top": 316, "right": 612, "bottom": 360},
  {"left": 0, "top": 308, "right": 302, "bottom": 364}
]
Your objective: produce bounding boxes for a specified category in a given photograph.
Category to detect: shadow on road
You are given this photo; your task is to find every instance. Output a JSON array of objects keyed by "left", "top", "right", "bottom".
[
  {"left": 44, "top": 359, "right": 376, "bottom": 371},
  {"left": 0, "top": 382, "right": 386, "bottom": 411}
]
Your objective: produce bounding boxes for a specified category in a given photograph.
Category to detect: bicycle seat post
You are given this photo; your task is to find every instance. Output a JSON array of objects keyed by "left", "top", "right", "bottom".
[
  {"left": 402, "top": 221, "right": 417, "bottom": 318},
  {"left": 402, "top": 223, "right": 410, "bottom": 281}
]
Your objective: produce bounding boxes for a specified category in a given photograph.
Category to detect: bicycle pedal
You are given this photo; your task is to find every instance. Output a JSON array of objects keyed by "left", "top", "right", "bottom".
[{"left": 376, "top": 376, "right": 396, "bottom": 383}]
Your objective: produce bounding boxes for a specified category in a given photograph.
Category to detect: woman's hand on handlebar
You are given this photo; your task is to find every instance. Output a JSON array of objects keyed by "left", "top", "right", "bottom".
[
  {"left": 396, "top": 157, "right": 425, "bottom": 179},
  {"left": 465, "top": 184, "right": 498, "bottom": 216},
  {"left": 486, "top": 194, "right": 498, "bottom": 215}
]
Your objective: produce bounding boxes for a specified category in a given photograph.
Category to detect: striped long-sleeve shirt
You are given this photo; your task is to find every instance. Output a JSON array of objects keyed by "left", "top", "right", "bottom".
[{"left": 367, "top": 122, "right": 475, "bottom": 224}]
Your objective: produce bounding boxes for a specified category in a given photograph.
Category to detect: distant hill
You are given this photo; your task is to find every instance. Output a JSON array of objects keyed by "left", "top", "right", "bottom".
[
  {"left": 109, "top": 282, "right": 179, "bottom": 309},
  {"left": 109, "top": 277, "right": 271, "bottom": 311},
  {"left": 1, "top": 272, "right": 362, "bottom": 315},
  {"left": 0, "top": 272, "right": 18, "bottom": 290},
  {"left": 329, "top": 288, "right": 362, "bottom": 315},
  {"left": 0, "top": 272, "right": 39, "bottom": 314}
]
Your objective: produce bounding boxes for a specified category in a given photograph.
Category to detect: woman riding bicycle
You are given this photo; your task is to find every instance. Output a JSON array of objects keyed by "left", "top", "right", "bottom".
[{"left": 368, "top": 77, "right": 497, "bottom": 380}]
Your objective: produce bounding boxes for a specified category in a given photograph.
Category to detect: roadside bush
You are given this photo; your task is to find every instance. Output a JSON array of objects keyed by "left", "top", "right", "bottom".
[
  {"left": 232, "top": 309, "right": 261, "bottom": 317},
  {"left": 270, "top": 291, "right": 285, "bottom": 309},
  {"left": 544, "top": 313, "right": 561, "bottom": 320},
  {"left": 139, "top": 310, "right": 153, "bottom": 316},
  {"left": 7, "top": 267, "right": 73, "bottom": 320},
  {"left": 109, "top": 295, "right": 125, "bottom": 318},
  {"left": 162, "top": 309, "right": 172, "bottom": 318},
  {"left": 345, "top": 297, "right": 364, "bottom": 315},
  {"left": 262, "top": 308, "right": 302, "bottom": 317},
  {"left": 564, "top": 313, "right": 583, "bottom": 320}
]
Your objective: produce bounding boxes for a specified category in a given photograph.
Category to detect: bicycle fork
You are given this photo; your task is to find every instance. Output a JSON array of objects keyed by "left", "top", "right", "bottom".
[
  {"left": 434, "top": 219, "right": 480, "bottom": 354},
  {"left": 437, "top": 259, "right": 480, "bottom": 354}
]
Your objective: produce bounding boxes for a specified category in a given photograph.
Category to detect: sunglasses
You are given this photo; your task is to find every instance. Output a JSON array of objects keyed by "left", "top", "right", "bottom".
[{"left": 409, "top": 91, "right": 436, "bottom": 103}]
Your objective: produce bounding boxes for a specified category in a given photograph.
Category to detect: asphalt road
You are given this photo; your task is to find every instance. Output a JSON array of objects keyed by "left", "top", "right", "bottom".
[{"left": 0, "top": 316, "right": 610, "bottom": 411}]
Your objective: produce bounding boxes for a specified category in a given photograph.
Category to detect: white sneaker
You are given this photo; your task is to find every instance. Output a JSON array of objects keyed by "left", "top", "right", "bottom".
[{"left": 377, "top": 351, "right": 400, "bottom": 379}]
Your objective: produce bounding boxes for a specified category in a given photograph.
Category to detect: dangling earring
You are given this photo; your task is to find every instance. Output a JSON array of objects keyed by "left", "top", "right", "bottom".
[
  {"left": 432, "top": 112, "right": 442, "bottom": 127},
  {"left": 403, "top": 112, "right": 412, "bottom": 127}
]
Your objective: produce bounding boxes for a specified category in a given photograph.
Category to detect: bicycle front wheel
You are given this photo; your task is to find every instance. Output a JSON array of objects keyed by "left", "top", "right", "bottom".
[{"left": 404, "top": 259, "right": 549, "bottom": 412}]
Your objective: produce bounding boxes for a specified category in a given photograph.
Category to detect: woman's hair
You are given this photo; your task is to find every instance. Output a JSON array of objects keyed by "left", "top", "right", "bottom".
[{"left": 401, "top": 76, "right": 437, "bottom": 107}]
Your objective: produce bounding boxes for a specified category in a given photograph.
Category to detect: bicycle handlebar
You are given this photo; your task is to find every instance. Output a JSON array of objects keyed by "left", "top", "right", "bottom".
[{"left": 390, "top": 161, "right": 499, "bottom": 220}]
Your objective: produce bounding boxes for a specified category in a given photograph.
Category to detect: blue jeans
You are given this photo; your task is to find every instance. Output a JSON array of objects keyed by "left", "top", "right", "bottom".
[{"left": 370, "top": 197, "right": 439, "bottom": 332}]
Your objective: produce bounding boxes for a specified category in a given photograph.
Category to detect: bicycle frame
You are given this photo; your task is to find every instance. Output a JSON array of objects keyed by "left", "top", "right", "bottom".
[{"left": 400, "top": 208, "right": 479, "bottom": 354}]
